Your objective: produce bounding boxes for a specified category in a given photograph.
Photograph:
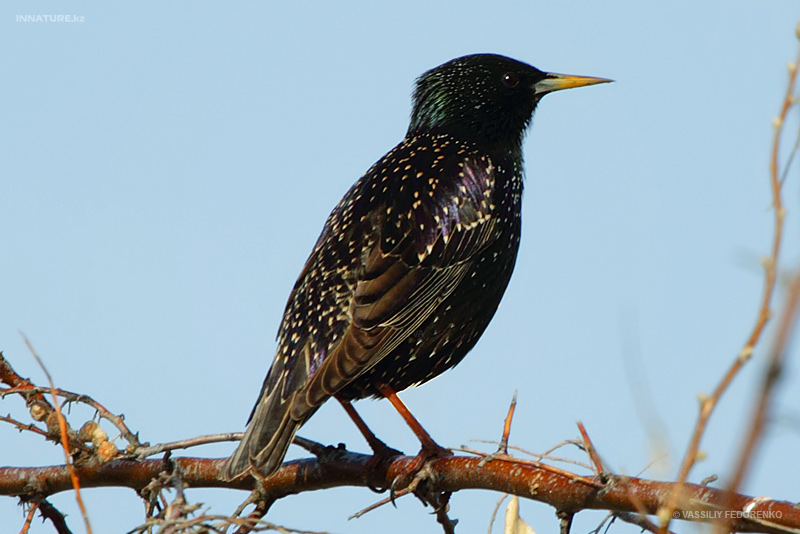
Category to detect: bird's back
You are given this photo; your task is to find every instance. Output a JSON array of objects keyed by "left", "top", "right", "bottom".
[
  {"left": 223, "top": 132, "right": 524, "bottom": 478},
  {"left": 287, "top": 132, "right": 523, "bottom": 406}
]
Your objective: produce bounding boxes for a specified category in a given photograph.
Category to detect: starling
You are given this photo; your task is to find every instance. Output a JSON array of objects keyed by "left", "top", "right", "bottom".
[{"left": 223, "top": 54, "right": 609, "bottom": 480}]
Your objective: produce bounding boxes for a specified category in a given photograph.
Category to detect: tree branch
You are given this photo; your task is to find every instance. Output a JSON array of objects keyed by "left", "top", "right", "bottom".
[{"left": 1, "top": 452, "right": 798, "bottom": 534}]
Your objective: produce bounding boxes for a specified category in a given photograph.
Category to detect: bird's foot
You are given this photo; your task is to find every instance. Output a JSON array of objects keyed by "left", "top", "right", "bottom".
[
  {"left": 389, "top": 439, "right": 452, "bottom": 502},
  {"left": 362, "top": 438, "right": 404, "bottom": 493}
]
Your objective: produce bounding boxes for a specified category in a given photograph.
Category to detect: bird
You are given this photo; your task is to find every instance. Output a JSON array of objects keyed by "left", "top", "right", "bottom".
[{"left": 222, "top": 53, "right": 610, "bottom": 481}]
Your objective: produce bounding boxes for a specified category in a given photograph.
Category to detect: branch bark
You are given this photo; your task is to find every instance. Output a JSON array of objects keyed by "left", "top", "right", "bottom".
[{"left": 2, "top": 452, "right": 798, "bottom": 534}]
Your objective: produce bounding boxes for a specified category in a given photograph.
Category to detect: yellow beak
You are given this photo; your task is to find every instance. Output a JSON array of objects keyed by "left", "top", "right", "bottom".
[{"left": 533, "top": 72, "right": 613, "bottom": 95}]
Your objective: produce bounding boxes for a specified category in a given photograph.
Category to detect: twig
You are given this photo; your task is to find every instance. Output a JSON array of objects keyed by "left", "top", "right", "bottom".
[
  {"left": 559, "top": 510, "right": 574, "bottom": 534},
  {"left": 134, "top": 433, "right": 243, "bottom": 460},
  {"left": 466, "top": 442, "right": 593, "bottom": 471},
  {"left": 456, "top": 446, "right": 604, "bottom": 488},
  {"left": 487, "top": 493, "right": 508, "bottom": 534},
  {"left": 129, "top": 513, "right": 331, "bottom": 534},
  {"left": 499, "top": 392, "right": 517, "bottom": 455},
  {"left": 577, "top": 422, "right": 605, "bottom": 474},
  {"left": 0, "top": 415, "right": 50, "bottom": 439},
  {"left": 291, "top": 435, "right": 329, "bottom": 456},
  {"left": 228, "top": 490, "right": 260, "bottom": 526},
  {"left": 1, "top": 384, "right": 141, "bottom": 450},
  {"left": 431, "top": 491, "right": 457, "bottom": 534},
  {"left": 38, "top": 498, "right": 73, "bottom": 534},
  {"left": 721, "top": 269, "right": 800, "bottom": 532},
  {"left": 661, "top": 21, "right": 800, "bottom": 532},
  {"left": 723, "top": 31, "right": 800, "bottom": 497},
  {"left": 616, "top": 511, "right": 676, "bottom": 534},
  {"left": 0, "top": 352, "right": 134, "bottom": 458},
  {"left": 779, "top": 124, "right": 800, "bottom": 186},
  {"left": 18, "top": 498, "right": 39, "bottom": 534},
  {"left": 231, "top": 497, "right": 270, "bottom": 534},
  {"left": 21, "top": 333, "right": 92, "bottom": 534},
  {"left": 504, "top": 441, "right": 594, "bottom": 470},
  {"left": 348, "top": 485, "right": 415, "bottom": 519},
  {"left": 588, "top": 512, "right": 615, "bottom": 534},
  {"left": 476, "top": 393, "right": 519, "bottom": 468}
]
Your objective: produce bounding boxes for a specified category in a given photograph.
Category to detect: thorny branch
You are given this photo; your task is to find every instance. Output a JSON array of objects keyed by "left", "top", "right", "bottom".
[
  {"left": 719, "top": 268, "right": 800, "bottom": 534},
  {"left": 18, "top": 498, "right": 39, "bottom": 534},
  {"left": 0, "top": 353, "right": 140, "bottom": 460},
  {"left": 660, "top": 21, "right": 800, "bottom": 533},
  {"left": 1, "top": 451, "right": 800, "bottom": 534},
  {"left": 3, "top": 352, "right": 800, "bottom": 534},
  {"left": 21, "top": 335, "right": 92, "bottom": 534}
]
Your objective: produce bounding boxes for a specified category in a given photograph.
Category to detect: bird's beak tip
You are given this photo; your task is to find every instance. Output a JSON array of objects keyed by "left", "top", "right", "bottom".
[{"left": 534, "top": 73, "right": 614, "bottom": 94}]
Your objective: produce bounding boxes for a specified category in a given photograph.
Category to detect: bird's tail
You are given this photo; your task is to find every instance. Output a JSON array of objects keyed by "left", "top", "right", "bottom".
[{"left": 221, "top": 391, "right": 309, "bottom": 481}]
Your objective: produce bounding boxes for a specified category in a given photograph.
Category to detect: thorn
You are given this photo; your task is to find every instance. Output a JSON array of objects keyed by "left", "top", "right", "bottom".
[
  {"left": 499, "top": 391, "right": 518, "bottom": 455},
  {"left": 577, "top": 421, "right": 604, "bottom": 474},
  {"left": 291, "top": 435, "right": 329, "bottom": 456},
  {"left": 349, "top": 486, "right": 413, "bottom": 520},
  {"left": 700, "top": 474, "right": 718, "bottom": 486}
]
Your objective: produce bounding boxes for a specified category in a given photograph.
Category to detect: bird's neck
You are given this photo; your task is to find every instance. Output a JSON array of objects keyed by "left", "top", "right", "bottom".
[{"left": 408, "top": 125, "right": 525, "bottom": 162}]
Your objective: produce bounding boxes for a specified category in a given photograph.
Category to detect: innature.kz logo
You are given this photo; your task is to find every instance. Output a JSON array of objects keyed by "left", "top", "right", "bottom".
[{"left": 16, "top": 15, "right": 85, "bottom": 23}]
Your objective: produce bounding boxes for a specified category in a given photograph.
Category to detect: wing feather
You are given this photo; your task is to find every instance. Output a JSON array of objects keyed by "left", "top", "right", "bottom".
[
  {"left": 292, "top": 152, "right": 499, "bottom": 419},
  {"left": 225, "top": 136, "right": 505, "bottom": 478}
]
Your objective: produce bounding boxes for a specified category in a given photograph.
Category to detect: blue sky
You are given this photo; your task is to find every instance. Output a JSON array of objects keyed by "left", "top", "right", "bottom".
[{"left": 2, "top": 2, "right": 799, "bottom": 533}]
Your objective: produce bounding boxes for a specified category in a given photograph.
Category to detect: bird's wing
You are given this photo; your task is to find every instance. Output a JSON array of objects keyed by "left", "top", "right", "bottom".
[
  {"left": 224, "top": 146, "right": 505, "bottom": 478},
  {"left": 291, "top": 151, "right": 501, "bottom": 417}
]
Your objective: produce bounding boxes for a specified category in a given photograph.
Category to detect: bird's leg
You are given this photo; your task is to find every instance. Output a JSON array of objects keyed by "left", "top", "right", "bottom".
[
  {"left": 378, "top": 383, "right": 452, "bottom": 498},
  {"left": 337, "top": 397, "right": 402, "bottom": 492},
  {"left": 378, "top": 384, "right": 451, "bottom": 459},
  {"left": 338, "top": 398, "right": 403, "bottom": 458}
]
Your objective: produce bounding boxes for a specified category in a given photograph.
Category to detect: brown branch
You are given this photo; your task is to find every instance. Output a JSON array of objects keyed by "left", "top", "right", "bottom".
[
  {"left": 132, "top": 432, "right": 243, "bottom": 460},
  {"left": 2, "top": 452, "right": 799, "bottom": 534},
  {"left": 0, "top": 415, "right": 50, "bottom": 439},
  {"left": 131, "top": 513, "right": 333, "bottom": 534},
  {"left": 662, "top": 20, "right": 800, "bottom": 532},
  {"left": 505, "top": 441, "right": 594, "bottom": 471},
  {"left": 1, "top": 354, "right": 91, "bottom": 455},
  {"left": 724, "top": 32, "right": 800, "bottom": 499},
  {"left": 1, "top": 351, "right": 141, "bottom": 460},
  {"left": 617, "top": 473, "right": 672, "bottom": 534},
  {"left": 721, "top": 269, "right": 800, "bottom": 533},
  {"left": 0, "top": 352, "right": 50, "bottom": 402},
  {"left": 21, "top": 334, "right": 93, "bottom": 534},
  {"left": 0, "top": 383, "right": 141, "bottom": 452},
  {"left": 37, "top": 498, "right": 73, "bottom": 534},
  {"left": 487, "top": 494, "right": 508, "bottom": 534},
  {"left": 456, "top": 446, "right": 603, "bottom": 488},
  {"left": 18, "top": 499, "right": 39, "bottom": 534},
  {"left": 615, "top": 511, "right": 676, "bottom": 534},
  {"left": 231, "top": 497, "right": 270, "bottom": 534}
]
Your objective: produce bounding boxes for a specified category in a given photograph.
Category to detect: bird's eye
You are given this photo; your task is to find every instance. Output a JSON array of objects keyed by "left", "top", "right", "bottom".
[{"left": 502, "top": 72, "right": 520, "bottom": 88}]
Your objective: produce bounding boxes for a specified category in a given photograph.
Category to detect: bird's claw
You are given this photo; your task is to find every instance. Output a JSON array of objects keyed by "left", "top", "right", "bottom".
[
  {"left": 388, "top": 442, "right": 452, "bottom": 503},
  {"left": 363, "top": 442, "right": 404, "bottom": 493}
]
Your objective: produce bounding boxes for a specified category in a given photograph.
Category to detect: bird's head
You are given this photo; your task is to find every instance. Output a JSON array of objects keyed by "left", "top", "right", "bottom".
[{"left": 408, "top": 53, "right": 611, "bottom": 149}]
